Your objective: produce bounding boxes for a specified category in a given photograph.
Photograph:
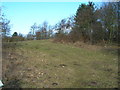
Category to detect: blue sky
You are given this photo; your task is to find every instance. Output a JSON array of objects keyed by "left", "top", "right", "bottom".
[{"left": 1, "top": 2, "right": 102, "bottom": 35}]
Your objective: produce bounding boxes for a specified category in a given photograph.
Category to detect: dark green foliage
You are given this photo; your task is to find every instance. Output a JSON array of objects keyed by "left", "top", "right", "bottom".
[
  {"left": 69, "top": 2, "right": 118, "bottom": 45},
  {"left": 71, "top": 2, "right": 97, "bottom": 44},
  {"left": 12, "top": 32, "right": 18, "bottom": 37},
  {"left": 10, "top": 32, "right": 25, "bottom": 42}
]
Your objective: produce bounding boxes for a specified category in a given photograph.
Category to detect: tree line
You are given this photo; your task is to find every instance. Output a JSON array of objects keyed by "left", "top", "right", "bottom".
[
  {"left": 0, "top": 2, "right": 119, "bottom": 45},
  {"left": 54, "top": 2, "right": 119, "bottom": 45}
]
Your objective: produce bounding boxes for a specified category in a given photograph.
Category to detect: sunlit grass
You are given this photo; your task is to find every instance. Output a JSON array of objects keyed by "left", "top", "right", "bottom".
[{"left": 7, "top": 40, "right": 118, "bottom": 88}]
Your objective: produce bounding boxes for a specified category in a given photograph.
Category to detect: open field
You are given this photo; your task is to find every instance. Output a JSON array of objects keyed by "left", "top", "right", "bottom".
[{"left": 2, "top": 40, "right": 118, "bottom": 88}]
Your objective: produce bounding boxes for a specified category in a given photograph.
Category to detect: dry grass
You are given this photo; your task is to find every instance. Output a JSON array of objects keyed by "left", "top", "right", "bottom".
[{"left": 2, "top": 40, "right": 118, "bottom": 88}]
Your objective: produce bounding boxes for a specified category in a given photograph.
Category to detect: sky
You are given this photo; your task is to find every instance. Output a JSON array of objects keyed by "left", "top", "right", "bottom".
[
  {"left": 1, "top": 2, "right": 103, "bottom": 35},
  {"left": 1, "top": 0, "right": 117, "bottom": 2}
]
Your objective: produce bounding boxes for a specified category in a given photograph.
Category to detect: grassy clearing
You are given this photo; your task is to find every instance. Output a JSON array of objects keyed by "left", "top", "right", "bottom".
[{"left": 2, "top": 40, "right": 118, "bottom": 88}]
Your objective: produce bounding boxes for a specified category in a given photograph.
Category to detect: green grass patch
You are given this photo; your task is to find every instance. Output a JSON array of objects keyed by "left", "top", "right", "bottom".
[{"left": 4, "top": 40, "right": 118, "bottom": 88}]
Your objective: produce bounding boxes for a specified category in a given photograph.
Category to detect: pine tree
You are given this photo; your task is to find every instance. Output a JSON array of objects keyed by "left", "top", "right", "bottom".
[{"left": 73, "top": 2, "right": 96, "bottom": 43}]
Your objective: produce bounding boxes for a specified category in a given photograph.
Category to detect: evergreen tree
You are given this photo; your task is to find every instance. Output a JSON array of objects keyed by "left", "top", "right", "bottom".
[
  {"left": 12, "top": 32, "right": 18, "bottom": 37},
  {"left": 73, "top": 2, "right": 96, "bottom": 43}
]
